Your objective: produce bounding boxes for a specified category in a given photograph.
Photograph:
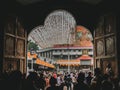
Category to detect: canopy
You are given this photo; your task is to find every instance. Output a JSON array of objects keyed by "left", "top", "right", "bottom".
[
  {"left": 27, "top": 52, "right": 55, "bottom": 68},
  {"left": 36, "top": 59, "right": 55, "bottom": 69},
  {"left": 27, "top": 52, "right": 37, "bottom": 59},
  {"left": 56, "top": 59, "right": 80, "bottom": 66},
  {"left": 77, "top": 55, "right": 92, "bottom": 60}
]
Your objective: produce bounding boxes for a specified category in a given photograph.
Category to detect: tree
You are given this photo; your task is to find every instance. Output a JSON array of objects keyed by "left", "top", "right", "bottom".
[{"left": 27, "top": 41, "right": 39, "bottom": 51}]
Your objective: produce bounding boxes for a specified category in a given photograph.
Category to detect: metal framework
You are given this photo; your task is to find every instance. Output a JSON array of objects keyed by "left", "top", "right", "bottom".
[{"left": 28, "top": 10, "right": 76, "bottom": 48}]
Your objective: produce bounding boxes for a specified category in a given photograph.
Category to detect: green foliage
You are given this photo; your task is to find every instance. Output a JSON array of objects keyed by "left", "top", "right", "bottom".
[{"left": 27, "top": 41, "right": 39, "bottom": 51}]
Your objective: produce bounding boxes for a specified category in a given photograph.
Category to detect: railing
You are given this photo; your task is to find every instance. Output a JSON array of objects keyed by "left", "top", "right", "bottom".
[{"left": 53, "top": 51, "right": 93, "bottom": 55}]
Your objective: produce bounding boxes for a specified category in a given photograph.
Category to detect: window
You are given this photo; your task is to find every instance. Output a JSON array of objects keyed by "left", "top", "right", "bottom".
[
  {"left": 82, "top": 49, "right": 88, "bottom": 55},
  {"left": 80, "top": 60, "right": 91, "bottom": 65}
]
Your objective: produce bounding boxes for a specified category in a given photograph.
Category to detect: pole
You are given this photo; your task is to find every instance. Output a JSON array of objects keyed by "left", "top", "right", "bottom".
[
  {"left": 68, "top": 33, "right": 70, "bottom": 74},
  {"left": 32, "top": 58, "right": 34, "bottom": 71},
  {"left": 68, "top": 45, "right": 70, "bottom": 73}
]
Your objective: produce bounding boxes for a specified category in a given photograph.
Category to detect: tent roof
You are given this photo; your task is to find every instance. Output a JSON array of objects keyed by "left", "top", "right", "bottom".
[{"left": 77, "top": 55, "right": 92, "bottom": 60}]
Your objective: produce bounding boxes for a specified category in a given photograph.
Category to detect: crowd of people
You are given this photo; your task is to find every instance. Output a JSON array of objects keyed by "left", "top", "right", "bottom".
[{"left": 0, "top": 68, "right": 120, "bottom": 90}]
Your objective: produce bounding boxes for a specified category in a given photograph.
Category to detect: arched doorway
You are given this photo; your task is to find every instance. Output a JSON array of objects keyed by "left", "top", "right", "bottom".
[{"left": 27, "top": 10, "right": 94, "bottom": 73}]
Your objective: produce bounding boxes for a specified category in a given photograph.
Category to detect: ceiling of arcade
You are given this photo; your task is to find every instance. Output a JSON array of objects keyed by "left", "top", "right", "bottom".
[{"left": 16, "top": 0, "right": 103, "bottom": 5}]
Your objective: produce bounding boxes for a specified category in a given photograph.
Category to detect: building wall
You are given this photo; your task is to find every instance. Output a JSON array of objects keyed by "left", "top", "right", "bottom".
[
  {"left": 2, "top": 14, "right": 27, "bottom": 73},
  {"left": 0, "top": 17, "right": 4, "bottom": 73},
  {"left": 94, "top": 12, "right": 119, "bottom": 77},
  {"left": 37, "top": 47, "right": 93, "bottom": 64}
]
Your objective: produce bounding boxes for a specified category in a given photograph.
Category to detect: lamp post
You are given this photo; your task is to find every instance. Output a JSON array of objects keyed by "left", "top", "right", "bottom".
[
  {"left": 67, "top": 27, "right": 75, "bottom": 74},
  {"left": 67, "top": 32, "right": 71, "bottom": 74},
  {"left": 68, "top": 45, "right": 70, "bottom": 74}
]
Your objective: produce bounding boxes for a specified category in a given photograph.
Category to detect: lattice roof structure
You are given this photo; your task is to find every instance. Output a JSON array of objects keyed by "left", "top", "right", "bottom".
[{"left": 28, "top": 10, "right": 76, "bottom": 49}]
